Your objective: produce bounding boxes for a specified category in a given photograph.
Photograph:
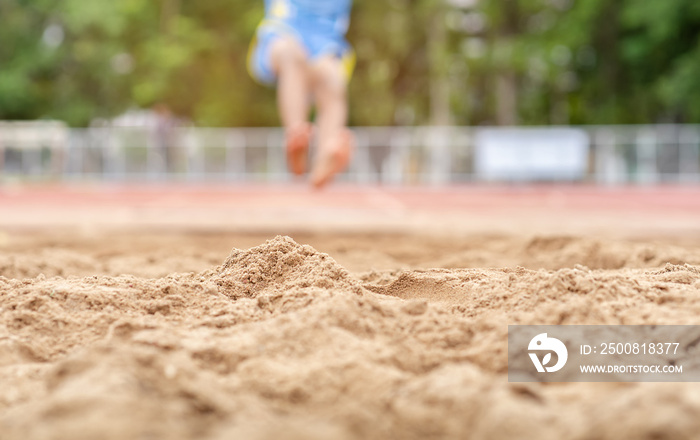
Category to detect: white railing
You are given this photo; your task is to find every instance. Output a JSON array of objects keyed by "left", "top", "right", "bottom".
[{"left": 1, "top": 122, "right": 699, "bottom": 184}]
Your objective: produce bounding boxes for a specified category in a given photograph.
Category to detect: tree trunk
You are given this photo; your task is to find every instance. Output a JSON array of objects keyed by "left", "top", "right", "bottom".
[
  {"left": 496, "top": 72, "right": 517, "bottom": 125},
  {"left": 428, "top": 8, "right": 451, "bottom": 126},
  {"left": 160, "top": 0, "right": 180, "bottom": 34},
  {"left": 494, "top": 0, "right": 519, "bottom": 126}
]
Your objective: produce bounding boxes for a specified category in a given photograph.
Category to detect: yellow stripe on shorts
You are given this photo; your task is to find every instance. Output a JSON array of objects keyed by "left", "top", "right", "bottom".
[{"left": 342, "top": 49, "right": 356, "bottom": 82}]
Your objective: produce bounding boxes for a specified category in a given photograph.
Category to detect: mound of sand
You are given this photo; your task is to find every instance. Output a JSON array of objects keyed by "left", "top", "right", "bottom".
[
  {"left": 2, "top": 234, "right": 700, "bottom": 439},
  {"left": 4, "top": 231, "right": 700, "bottom": 280}
]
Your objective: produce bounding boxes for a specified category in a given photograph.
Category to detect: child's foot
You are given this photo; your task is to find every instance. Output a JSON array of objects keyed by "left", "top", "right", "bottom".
[
  {"left": 286, "top": 122, "right": 312, "bottom": 176},
  {"left": 311, "top": 129, "right": 353, "bottom": 189}
]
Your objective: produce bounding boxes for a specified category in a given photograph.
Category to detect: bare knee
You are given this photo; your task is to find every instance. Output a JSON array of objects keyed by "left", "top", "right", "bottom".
[
  {"left": 311, "top": 57, "right": 347, "bottom": 100},
  {"left": 270, "top": 37, "right": 308, "bottom": 73}
]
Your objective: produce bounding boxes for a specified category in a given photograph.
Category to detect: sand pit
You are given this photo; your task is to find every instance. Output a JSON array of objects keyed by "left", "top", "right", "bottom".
[{"left": 2, "top": 227, "right": 700, "bottom": 440}]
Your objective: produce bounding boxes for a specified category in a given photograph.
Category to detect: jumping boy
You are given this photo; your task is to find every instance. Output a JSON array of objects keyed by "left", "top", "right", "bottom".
[{"left": 248, "top": 0, "right": 354, "bottom": 188}]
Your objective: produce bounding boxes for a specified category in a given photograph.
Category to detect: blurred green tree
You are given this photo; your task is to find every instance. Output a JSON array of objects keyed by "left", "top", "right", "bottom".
[
  {"left": 0, "top": 0, "right": 698, "bottom": 126},
  {"left": 469, "top": 0, "right": 700, "bottom": 124}
]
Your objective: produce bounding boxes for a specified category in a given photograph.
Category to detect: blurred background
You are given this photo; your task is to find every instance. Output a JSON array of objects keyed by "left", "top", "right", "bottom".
[{"left": 1, "top": 0, "right": 699, "bottom": 184}]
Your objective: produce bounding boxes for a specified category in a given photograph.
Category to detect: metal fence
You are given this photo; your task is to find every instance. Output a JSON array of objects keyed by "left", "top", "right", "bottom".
[{"left": 1, "top": 123, "right": 699, "bottom": 184}]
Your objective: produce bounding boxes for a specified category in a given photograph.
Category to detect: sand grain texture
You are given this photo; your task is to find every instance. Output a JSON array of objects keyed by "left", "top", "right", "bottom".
[{"left": 1, "top": 232, "right": 700, "bottom": 439}]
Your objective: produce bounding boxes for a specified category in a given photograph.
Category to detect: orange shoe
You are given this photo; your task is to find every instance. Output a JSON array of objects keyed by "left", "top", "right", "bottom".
[
  {"left": 286, "top": 123, "right": 312, "bottom": 176},
  {"left": 311, "top": 129, "right": 353, "bottom": 189}
]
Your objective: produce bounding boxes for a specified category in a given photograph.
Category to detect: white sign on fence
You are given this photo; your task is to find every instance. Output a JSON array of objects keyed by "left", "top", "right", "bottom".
[{"left": 474, "top": 128, "right": 589, "bottom": 181}]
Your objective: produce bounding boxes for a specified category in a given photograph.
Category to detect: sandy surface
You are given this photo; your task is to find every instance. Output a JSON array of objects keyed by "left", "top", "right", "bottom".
[{"left": 1, "top": 224, "right": 700, "bottom": 439}]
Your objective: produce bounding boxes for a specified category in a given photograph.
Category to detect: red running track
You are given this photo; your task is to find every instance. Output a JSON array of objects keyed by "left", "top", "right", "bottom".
[{"left": 0, "top": 183, "right": 698, "bottom": 234}]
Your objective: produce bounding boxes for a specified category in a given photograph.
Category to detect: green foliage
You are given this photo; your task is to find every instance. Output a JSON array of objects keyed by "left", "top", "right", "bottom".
[
  {"left": 471, "top": 0, "right": 700, "bottom": 124},
  {"left": 0, "top": 0, "right": 698, "bottom": 126}
]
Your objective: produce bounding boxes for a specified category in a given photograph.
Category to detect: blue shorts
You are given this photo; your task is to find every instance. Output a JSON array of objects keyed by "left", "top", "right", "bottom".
[{"left": 247, "top": 19, "right": 355, "bottom": 86}]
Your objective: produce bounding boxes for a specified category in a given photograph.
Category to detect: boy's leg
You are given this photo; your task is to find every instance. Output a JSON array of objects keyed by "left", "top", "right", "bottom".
[
  {"left": 309, "top": 55, "right": 353, "bottom": 188},
  {"left": 269, "top": 36, "right": 312, "bottom": 175}
]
